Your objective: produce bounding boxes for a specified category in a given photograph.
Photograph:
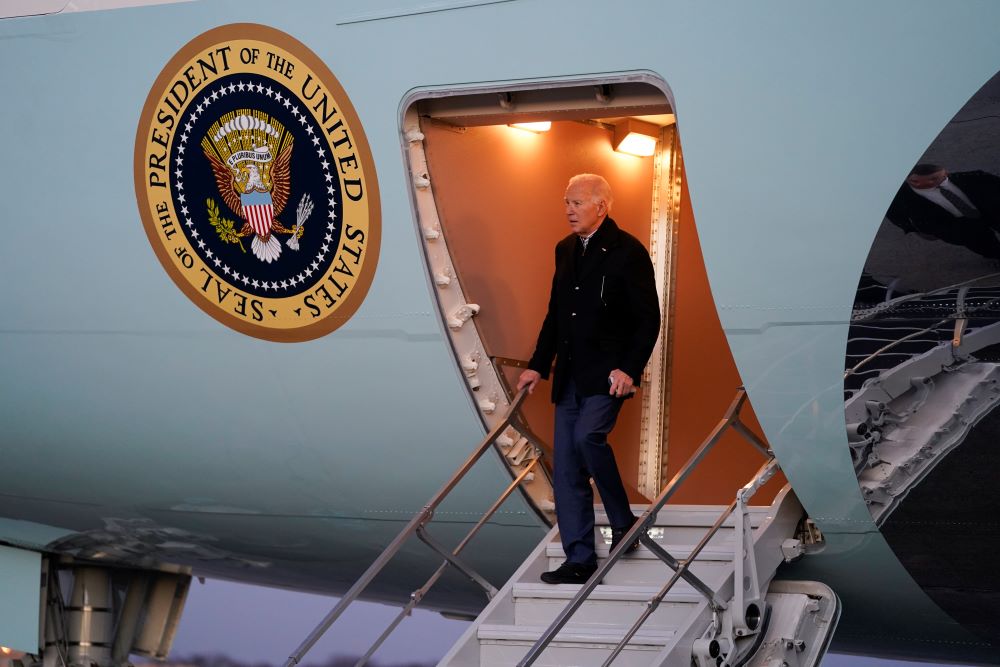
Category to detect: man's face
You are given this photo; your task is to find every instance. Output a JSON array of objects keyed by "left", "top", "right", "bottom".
[
  {"left": 907, "top": 169, "right": 947, "bottom": 190},
  {"left": 564, "top": 183, "right": 607, "bottom": 236}
]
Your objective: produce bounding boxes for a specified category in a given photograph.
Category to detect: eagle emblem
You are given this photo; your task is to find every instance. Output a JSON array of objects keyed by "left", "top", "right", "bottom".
[
  {"left": 201, "top": 110, "right": 312, "bottom": 263},
  {"left": 136, "top": 25, "right": 381, "bottom": 341}
]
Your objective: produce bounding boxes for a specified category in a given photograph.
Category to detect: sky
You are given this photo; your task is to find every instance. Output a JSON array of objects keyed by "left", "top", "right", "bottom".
[
  {"left": 170, "top": 579, "right": 972, "bottom": 667},
  {"left": 171, "top": 578, "right": 467, "bottom": 666}
]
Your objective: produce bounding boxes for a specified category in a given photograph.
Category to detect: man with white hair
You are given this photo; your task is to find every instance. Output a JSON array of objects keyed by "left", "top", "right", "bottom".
[{"left": 518, "top": 173, "right": 660, "bottom": 584}]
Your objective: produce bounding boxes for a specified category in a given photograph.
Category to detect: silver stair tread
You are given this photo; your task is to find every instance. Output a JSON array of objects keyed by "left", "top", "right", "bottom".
[
  {"left": 545, "top": 542, "right": 737, "bottom": 561},
  {"left": 513, "top": 582, "right": 703, "bottom": 604},
  {"left": 592, "top": 505, "right": 770, "bottom": 527},
  {"left": 477, "top": 623, "right": 674, "bottom": 646}
]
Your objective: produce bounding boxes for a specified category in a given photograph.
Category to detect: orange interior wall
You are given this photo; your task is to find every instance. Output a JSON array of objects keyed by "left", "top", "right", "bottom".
[
  {"left": 421, "top": 120, "right": 653, "bottom": 498},
  {"left": 664, "top": 177, "right": 784, "bottom": 505},
  {"left": 421, "top": 118, "right": 782, "bottom": 505}
]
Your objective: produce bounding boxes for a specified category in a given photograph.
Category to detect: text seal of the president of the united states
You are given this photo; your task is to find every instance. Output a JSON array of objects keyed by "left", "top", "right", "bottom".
[{"left": 135, "top": 24, "right": 381, "bottom": 342}]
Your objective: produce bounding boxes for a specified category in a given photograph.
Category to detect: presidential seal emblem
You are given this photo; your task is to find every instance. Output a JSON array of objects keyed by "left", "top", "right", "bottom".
[{"left": 135, "top": 24, "right": 380, "bottom": 341}]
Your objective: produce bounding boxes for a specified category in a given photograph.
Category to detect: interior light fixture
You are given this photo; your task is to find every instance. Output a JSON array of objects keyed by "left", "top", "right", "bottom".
[
  {"left": 613, "top": 118, "right": 658, "bottom": 157},
  {"left": 508, "top": 121, "right": 551, "bottom": 133}
]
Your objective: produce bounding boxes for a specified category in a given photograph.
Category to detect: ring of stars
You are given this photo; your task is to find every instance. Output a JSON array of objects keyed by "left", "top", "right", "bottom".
[{"left": 173, "top": 78, "right": 340, "bottom": 294}]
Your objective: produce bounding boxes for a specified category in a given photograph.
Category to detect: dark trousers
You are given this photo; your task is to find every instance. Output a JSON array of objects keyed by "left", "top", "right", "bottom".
[{"left": 553, "top": 378, "right": 636, "bottom": 566}]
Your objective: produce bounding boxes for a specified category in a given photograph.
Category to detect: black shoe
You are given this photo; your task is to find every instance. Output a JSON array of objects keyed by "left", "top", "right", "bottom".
[
  {"left": 540, "top": 561, "right": 598, "bottom": 584},
  {"left": 610, "top": 519, "right": 641, "bottom": 555}
]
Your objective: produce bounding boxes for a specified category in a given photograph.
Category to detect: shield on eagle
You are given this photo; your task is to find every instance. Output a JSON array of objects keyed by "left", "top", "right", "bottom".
[{"left": 240, "top": 191, "right": 275, "bottom": 237}]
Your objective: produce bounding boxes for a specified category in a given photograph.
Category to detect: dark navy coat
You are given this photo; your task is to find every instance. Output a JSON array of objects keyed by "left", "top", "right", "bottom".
[{"left": 527, "top": 217, "right": 661, "bottom": 402}]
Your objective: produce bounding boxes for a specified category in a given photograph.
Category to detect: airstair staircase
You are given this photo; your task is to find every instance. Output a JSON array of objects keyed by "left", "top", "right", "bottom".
[
  {"left": 283, "top": 386, "right": 840, "bottom": 667},
  {"left": 438, "top": 493, "right": 839, "bottom": 666}
]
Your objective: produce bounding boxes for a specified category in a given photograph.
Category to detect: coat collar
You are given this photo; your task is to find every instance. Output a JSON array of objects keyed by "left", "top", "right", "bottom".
[
  {"left": 586, "top": 216, "right": 621, "bottom": 250},
  {"left": 572, "top": 216, "right": 621, "bottom": 279}
]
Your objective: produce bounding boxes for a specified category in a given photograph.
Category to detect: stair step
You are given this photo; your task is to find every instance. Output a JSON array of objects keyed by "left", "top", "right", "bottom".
[
  {"left": 544, "top": 553, "right": 731, "bottom": 587},
  {"left": 513, "top": 583, "right": 702, "bottom": 630},
  {"left": 479, "top": 622, "right": 672, "bottom": 644},
  {"left": 545, "top": 542, "right": 738, "bottom": 561},
  {"left": 513, "top": 583, "right": 703, "bottom": 603},
  {"left": 478, "top": 623, "right": 673, "bottom": 667},
  {"left": 602, "top": 525, "right": 743, "bottom": 546},
  {"left": 592, "top": 505, "right": 770, "bottom": 529}
]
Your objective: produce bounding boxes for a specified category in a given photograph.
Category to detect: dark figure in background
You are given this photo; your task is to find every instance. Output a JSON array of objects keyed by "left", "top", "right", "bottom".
[
  {"left": 886, "top": 163, "right": 1000, "bottom": 259},
  {"left": 517, "top": 173, "right": 660, "bottom": 585}
]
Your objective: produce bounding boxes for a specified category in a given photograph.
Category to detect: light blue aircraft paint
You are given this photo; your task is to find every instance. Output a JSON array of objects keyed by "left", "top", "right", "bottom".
[{"left": 1, "top": 0, "right": 998, "bottom": 663}]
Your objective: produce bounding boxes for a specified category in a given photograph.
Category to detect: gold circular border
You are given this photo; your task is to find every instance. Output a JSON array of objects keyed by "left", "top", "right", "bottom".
[{"left": 134, "top": 23, "right": 382, "bottom": 343}]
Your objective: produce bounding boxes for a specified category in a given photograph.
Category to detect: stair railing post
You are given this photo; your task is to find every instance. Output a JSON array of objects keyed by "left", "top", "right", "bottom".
[
  {"left": 731, "top": 459, "right": 778, "bottom": 637},
  {"left": 415, "top": 526, "right": 499, "bottom": 599},
  {"left": 695, "top": 458, "right": 780, "bottom": 667}
]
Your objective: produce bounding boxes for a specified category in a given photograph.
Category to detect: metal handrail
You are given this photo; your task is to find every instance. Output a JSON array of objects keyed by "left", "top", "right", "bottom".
[
  {"left": 844, "top": 316, "right": 952, "bottom": 379},
  {"left": 844, "top": 293, "right": 1000, "bottom": 380},
  {"left": 492, "top": 356, "right": 556, "bottom": 462},
  {"left": 851, "top": 270, "right": 1000, "bottom": 323},
  {"left": 284, "top": 388, "right": 534, "bottom": 667},
  {"left": 517, "top": 387, "right": 773, "bottom": 667}
]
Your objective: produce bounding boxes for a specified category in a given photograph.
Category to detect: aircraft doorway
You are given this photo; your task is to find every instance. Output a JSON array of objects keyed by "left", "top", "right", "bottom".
[{"left": 402, "top": 77, "right": 777, "bottom": 513}]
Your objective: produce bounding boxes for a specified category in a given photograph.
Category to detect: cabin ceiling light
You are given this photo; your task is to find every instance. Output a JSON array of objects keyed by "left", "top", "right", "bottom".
[
  {"left": 613, "top": 119, "right": 658, "bottom": 157},
  {"left": 509, "top": 121, "right": 552, "bottom": 133}
]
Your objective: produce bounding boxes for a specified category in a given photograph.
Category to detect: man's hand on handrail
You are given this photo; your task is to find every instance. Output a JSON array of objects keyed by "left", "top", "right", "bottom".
[{"left": 518, "top": 369, "right": 542, "bottom": 394}]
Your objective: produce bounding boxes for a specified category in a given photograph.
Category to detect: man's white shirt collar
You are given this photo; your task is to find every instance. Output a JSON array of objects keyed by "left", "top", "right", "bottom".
[
  {"left": 908, "top": 177, "right": 975, "bottom": 217},
  {"left": 578, "top": 221, "right": 604, "bottom": 247}
]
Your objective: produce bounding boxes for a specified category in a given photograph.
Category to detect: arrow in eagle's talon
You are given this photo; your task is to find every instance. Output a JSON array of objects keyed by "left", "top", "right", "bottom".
[{"left": 287, "top": 192, "right": 315, "bottom": 250}]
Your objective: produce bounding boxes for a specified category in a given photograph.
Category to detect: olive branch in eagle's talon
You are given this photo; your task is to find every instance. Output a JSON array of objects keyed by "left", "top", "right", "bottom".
[{"left": 206, "top": 198, "right": 247, "bottom": 253}]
